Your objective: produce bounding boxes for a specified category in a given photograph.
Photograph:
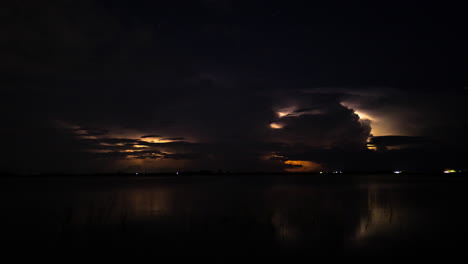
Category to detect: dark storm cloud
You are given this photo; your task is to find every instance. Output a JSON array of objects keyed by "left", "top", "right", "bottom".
[
  {"left": 95, "top": 151, "right": 147, "bottom": 159},
  {"left": 1, "top": 0, "right": 465, "bottom": 173},
  {"left": 276, "top": 146, "right": 467, "bottom": 172},
  {"left": 95, "top": 150, "right": 199, "bottom": 161},
  {"left": 343, "top": 89, "right": 468, "bottom": 139},
  {"left": 368, "top": 136, "right": 430, "bottom": 147},
  {"left": 283, "top": 162, "right": 303, "bottom": 169},
  {"left": 294, "top": 108, "right": 316, "bottom": 114},
  {"left": 73, "top": 127, "right": 109, "bottom": 136},
  {"left": 141, "top": 135, "right": 162, "bottom": 138},
  {"left": 266, "top": 88, "right": 467, "bottom": 171},
  {"left": 76, "top": 136, "right": 201, "bottom": 161},
  {"left": 270, "top": 91, "right": 372, "bottom": 149},
  {"left": 163, "top": 137, "right": 186, "bottom": 141},
  {"left": 96, "top": 149, "right": 200, "bottom": 161},
  {"left": 139, "top": 141, "right": 195, "bottom": 148},
  {"left": 162, "top": 153, "right": 202, "bottom": 160},
  {"left": 91, "top": 138, "right": 142, "bottom": 145}
]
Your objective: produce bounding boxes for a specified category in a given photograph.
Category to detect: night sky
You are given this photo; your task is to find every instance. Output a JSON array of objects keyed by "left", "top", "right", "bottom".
[{"left": 1, "top": 0, "right": 466, "bottom": 174}]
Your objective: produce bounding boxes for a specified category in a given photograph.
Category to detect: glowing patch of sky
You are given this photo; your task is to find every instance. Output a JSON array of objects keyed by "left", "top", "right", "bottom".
[{"left": 284, "top": 160, "right": 322, "bottom": 172}]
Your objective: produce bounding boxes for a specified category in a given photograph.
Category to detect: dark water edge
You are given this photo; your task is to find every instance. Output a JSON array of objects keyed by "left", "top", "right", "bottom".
[{"left": 0, "top": 174, "right": 464, "bottom": 256}]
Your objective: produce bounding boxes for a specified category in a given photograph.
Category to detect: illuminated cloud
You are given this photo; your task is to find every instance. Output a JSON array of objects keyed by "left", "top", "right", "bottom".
[
  {"left": 270, "top": 123, "right": 284, "bottom": 129},
  {"left": 276, "top": 106, "right": 297, "bottom": 117},
  {"left": 284, "top": 160, "right": 322, "bottom": 172},
  {"left": 140, "top": 138, "right": 183, "bottom": 144},
  {"left": 340, "top": 101, "right": 388, "bottom": 136},
  {"left": 275, "top": 106, "right": 323, "bottom": 119},
  {"left": 352, "top": 110, "right": 374, "bottom": 121}
]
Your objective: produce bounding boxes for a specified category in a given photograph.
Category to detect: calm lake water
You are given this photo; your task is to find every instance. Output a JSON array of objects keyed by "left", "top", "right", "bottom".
[{"left": 0, "top": 175, "right": 464, "bottom": 255}]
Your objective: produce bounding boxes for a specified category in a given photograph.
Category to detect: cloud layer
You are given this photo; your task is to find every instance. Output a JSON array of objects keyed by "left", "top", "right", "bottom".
[{"left": 1, "top": 0, "right": 466, "bottom": 173}]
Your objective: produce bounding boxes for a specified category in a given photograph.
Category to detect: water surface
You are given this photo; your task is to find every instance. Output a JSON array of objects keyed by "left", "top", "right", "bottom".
[{"left": 0, "top": 175, "right": 464, "bottom": 255}]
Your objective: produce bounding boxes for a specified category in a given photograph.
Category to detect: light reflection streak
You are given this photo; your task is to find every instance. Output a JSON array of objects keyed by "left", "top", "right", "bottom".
[{"left": 355, "top": 184, "right": 409, "bottom": 243}]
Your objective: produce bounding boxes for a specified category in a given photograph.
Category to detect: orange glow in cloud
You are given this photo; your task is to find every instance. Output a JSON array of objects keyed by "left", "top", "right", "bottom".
[
  {"left": 124, "top": 149, "right": 141, "bottom": 153},
  {"left": 354, "top": 110, "right": 374, "bottom": 121},
  {"left": 367, "top": 145, "right": 377, "bottom": 151},
  {"left": 276, "top": 106, "right": 296, "bottom": 118},
  {"left": 270, "top": 122, "right": 284, "bottom": 129},
  {"left": 139, "top": 137, "right": 180, "bottom": 143},
  {"left": 284, "top": 160, "right": 322, "bottom": 172}
]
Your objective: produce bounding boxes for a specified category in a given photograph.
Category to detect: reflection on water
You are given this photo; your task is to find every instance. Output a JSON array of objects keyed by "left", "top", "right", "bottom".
[
  {"left": 356, "top": 184, "right": 407, "bottom": 241},
  {"left": 127, "top": 187, "right": 173, "bottom": 216},
  {"left": 0, "top": 176, "right": 463, "bottom": 255}
]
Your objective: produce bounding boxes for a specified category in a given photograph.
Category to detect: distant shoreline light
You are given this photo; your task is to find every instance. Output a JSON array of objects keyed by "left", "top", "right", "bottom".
[{"left": 443, "top": 169, "right": 457, "bottom": 174}]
